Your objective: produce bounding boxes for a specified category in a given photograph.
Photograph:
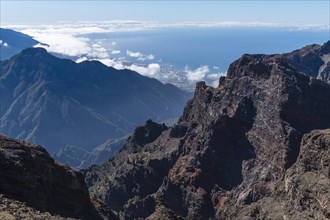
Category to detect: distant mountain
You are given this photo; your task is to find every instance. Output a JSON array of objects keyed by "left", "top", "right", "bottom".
[
  {"left": 85, "top": 41, "right": 330, "bottom": 219},
  {"left": 0, "top": 48, "right": 190, "bottom": 167},
  {"left": 0, "top": 28, "right": 39, "bottom": 60},
  {"left": 53, "top": 136, "right": 128, "bottom": 168}
]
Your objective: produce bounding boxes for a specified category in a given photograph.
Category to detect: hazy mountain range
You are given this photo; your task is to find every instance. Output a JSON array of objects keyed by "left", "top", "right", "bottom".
[{"left": 0, "top": 46, "right": 191, "bottom": 167}]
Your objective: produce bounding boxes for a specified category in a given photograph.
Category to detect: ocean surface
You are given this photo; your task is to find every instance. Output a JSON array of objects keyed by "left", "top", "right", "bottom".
[{"left": 82, "top": 28, "right": 329, "bottom": 73}]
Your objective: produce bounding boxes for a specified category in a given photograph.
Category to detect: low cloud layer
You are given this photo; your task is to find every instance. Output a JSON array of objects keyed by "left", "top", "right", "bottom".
[{"left": 4, "top": 21, "right": 281, "bottom": 90}]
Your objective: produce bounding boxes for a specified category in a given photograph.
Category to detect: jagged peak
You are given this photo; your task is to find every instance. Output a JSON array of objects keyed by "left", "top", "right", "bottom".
[
  {"left": 319, "top": 40, "right": 330, "bottom": 54},
  {"left": 20, "top": 47, "right": 49, "bottom": 57},
  {"left": 129, "top": 119, "right": 168, "bottom": 146}
]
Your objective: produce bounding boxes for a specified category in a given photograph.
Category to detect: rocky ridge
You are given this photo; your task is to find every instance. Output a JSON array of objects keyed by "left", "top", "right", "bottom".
[
  {"left": 280, "top": 41, "right": 330, "bottom": 83},
  {"left": 85, "top": 41, "right": 330, "bottom": 219},
  {"left": 221, "top": 129, "right": 330, "bottom": 219},
  {"left": 0, "top": 135, "right": 105, "bottom": 219}
]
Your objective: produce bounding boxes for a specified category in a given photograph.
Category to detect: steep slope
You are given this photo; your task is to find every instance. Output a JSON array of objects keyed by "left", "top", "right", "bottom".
[
  {"left": 0, "top": 48, "right": 190, "bottom": 166},
  {"left": 85, "top": 41, "right": 330, "bottom": 219},
  {"left": 283, "top": 41, "right": 330, "bottom": 83},
  {"left": 0, "top": 135, "right": 104, "bottom": 219},
  {"left": 0, "top": 28, "right": 39, "bottom": 60},
  {"left": 222, "top": 129, "right": 330, "bottom": 220}
]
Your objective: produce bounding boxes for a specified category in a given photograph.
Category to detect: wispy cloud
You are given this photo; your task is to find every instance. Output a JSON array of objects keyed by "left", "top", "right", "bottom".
[
  {"left": 97, "top": 57, "right": 160, "bottom": 78},
  {"left": 4, "top": 20, "right": 328, "bottom": 34},
  {"left": 111, "top": 50, "right": 121, "bottom": 55}
]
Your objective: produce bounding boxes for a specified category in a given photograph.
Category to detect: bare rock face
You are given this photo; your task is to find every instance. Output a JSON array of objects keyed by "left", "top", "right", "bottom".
[
  {"left": 281, "top": 41, "right": 330, "bottom": 83},
  {"left": 0, "top": 135, "right": 103, "bottom": 219},
  {"left": 85, "top": 41, "right": 330, "bottom": 219},
  {"left": 221, "top": 129, "right": 330, "bottom": 220},
  {"left": 84, "top": 120, "right": 177, "bottom": 219}
]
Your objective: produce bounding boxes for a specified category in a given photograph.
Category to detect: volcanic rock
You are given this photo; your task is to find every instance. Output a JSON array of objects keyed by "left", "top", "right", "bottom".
[
  {"left": 0, "top": 135, "right": 103, "bottom": 219},
  {"left": 85, "top": 41, "right": 330, "bottom": 219}
]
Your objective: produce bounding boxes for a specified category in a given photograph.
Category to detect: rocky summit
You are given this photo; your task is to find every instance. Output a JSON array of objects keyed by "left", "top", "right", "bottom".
[
  {"left": 0, "top": 135, "right": 105, "bottom": 219},
  {"left": 85, "top": 41, "right": 330, "bottom": 219}
]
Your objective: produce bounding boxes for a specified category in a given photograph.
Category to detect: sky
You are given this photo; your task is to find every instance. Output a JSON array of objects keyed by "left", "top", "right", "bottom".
[{"left": 1, "top": 1, "right": 329, "bottom": 25}]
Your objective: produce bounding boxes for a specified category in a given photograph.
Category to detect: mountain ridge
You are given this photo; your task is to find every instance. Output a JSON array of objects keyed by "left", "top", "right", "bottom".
[
  {"left": 85, "top": 41, "right": 330, "bottom": 219},
  {"left": 0, "top": 47, "right": 191, "bottom": 167}
]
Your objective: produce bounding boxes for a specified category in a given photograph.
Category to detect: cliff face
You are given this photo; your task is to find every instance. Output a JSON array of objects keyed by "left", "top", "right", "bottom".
[
  {"left": 280, "top": 41, "right": 330, "bottom": 83},
  {"left": 0, "top": 135, "right": 103, "bottom": 219},
  {"left": 222, "top": 129, "right": 330, "bottom": 220},
  {"left": 85, "top": 41, "right": 330, "bottom": 219}
]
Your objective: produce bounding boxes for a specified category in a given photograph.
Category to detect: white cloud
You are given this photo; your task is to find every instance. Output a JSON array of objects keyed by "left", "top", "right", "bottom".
[
  {"left": 90, "top": 43, "right": 109, "bottom": 58},
  {"left": 206, "top": 72, "right": 227, "bottom": 88},
  {"left": 0, "top": 40, "right": 9, "bottom": 47},
  {"left": 98, "top": 58, "right": 124, "bottom": 69},
  {"left": 111, "top": 50, "right": 121, "bottom": 55},
  {"left": 127, "top": 63, "right": 161, "bottom": 77},
  {"left": 32, "top": 34, "right": 94, "bottom": 57},
  {"left": 185, "top": 65, "right": 210, "bottom": 82},
  {"left": 76, "top": 57, "right": 88, "bottom": 63},
  {"left": 146, "top": 54, "right": 155, "bottom": 60},
  {"left": 126, "top": 50, "right": 155, "bottom": 61},
  {"left": 127, "top": 50, "right": 143, "bottom": 58},
  {"left": 96, "top": 57, "right": 161, "bottom": 78}
]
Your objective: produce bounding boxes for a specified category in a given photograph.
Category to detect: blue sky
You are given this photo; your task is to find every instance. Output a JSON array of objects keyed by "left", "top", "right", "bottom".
[{"left": 1, "top": 1, "right": 329, "bottom": 25}]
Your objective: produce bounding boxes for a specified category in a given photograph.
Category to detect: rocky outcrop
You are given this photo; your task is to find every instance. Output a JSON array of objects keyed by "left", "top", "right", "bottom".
[
  {"left": 85, "top": 41, "right": 330, "bottom": 219},
  {"left": 251, "top": 40, "right": 330, "bottom": 83},
  {"left": 221, "top": 129, "right": 330, "bottom": 220},
  {"left": 84, "top": 120, "right": 177, "bottom": 219},
  {"left": 0, "top": 135, "right": 103, "bottom": 219},
  {"left": 0, "top": 194, "right": 75, "bottom": 220}
]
